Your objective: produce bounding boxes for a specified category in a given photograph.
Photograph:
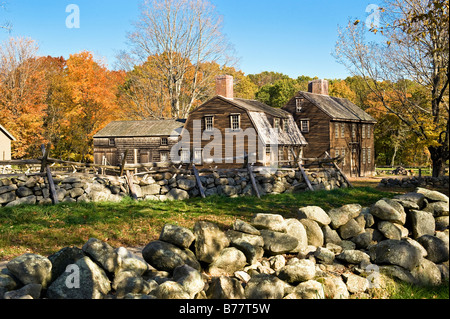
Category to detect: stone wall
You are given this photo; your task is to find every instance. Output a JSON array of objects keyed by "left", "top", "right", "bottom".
[
  {"left": 378, "top": 176, "right": 449, "bottom": 189},
  {"left": 0, "top": 167, "right": 349, "bottom": 207},
  {"left": 0, "top": 187, "right": 448, "bottom": 299}
]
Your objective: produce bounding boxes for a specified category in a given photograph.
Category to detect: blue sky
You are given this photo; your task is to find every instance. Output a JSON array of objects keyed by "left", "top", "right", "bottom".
[{"left": 0, "top": 0, "right": 379, "bottom": 79}]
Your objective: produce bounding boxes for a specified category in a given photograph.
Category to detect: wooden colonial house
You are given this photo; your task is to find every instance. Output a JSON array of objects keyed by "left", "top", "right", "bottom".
[
  {"left": 93, "top": 119, "right": 185, "bottom": 166},
  {"left": 282, "top": 79, "right": 377, "bottom": 177},
  {"left": 0, "top": 124, "right": 16, "bottom": 161},
  {"left": 181, "top": 75, "right": 307, "bottom": 168}
]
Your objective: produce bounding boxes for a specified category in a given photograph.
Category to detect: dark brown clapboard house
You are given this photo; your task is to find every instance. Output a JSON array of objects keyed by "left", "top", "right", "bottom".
[
  {"left": 282, "top": 79, "right": 377, "bottom": 177},
  {"left": 93, "top": 119, "right": 186, "bottom": 166},
  {"left": 181, "top": 75, "right": 307, "bottom": 168}
]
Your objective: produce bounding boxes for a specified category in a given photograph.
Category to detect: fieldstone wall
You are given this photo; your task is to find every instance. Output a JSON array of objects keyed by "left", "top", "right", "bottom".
[
  {"left": 0, "top": 187, "right": 448, "bottom": 299},
  {"left": 0, "top": 167, "right": 349, "bottom": 207},
  {"left": 378, "top": 176, "right": 449, "bottom": 189}
]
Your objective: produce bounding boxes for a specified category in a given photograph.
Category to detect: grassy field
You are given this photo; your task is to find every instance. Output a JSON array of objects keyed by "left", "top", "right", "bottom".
[{"left": 0, "top": 182, "right": 448, "bottom": 299}]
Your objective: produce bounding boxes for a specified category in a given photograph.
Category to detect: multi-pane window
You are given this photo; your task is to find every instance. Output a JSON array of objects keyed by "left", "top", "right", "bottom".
[
  {"left": 367, "top": 148, "right": 371, "bottom": 164},
  {"left": 193, "top": 149, "right": 203, "bottom": 164},
  {"left": 362, "top": 125, "right": 366, "bottom": 139},
  {"left": 160, "top": 151, "right": 169, "bottom": 162},
  {"left": 335, "top": 123, "right": 339, "bottom": 139},
  {"left": 161, "top": 137, "right": 168, "bottom": 146},
  {"left": 283, "top": 119, "right": 288, "bottom": 131},
  {"left": 205, "top": 116, "right": 214, "bottom": 131},
  {"left": 109, "top": 138, "right": 115, "bottom": 146},
  {"left": 300, "top": 120, "right": 309, "bottom": 133},
  {"left": 230, "top": 114, "right": 240, "bottom": 131},
  {"left": 181, "top": 150, "right": 190, "bottom": 163},
  {"left": 352, "top": 124, "right": 356, "bottom": 139},
  {"left": 341, "top": 148, "right": 346, "bottom": 166},
  {"left": 273, "top": 118, "right": 280, "bottom": 130},
  {"left": 367, "top": 125, "right": 371, "bottom": 139},
  {"left": 341, "top": 123, "right": 345, "bottom": 138},
  {"left": 362, "top": 148, "right": 366, "bottom": 164},
  {"left": 335, "top": 149, "right": 340, "bottom": 158},
  {"left": 295, "top": 98, "right": 303, "bottom": 113}
]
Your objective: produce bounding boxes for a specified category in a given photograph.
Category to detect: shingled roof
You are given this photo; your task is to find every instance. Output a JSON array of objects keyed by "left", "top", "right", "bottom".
[
  {"left": 0, "top": 124, "right": 16, "bottom": 141},
  {"left": 299, "top": 91, "right": 377, "bottom": 123},
  {"left": 93, "top": 119, "right": 186, "bottom": 138}
]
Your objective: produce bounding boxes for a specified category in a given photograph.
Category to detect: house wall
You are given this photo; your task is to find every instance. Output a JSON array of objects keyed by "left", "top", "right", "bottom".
[
  {"left": 283, "top": 96, "right": 331, "bottom": 159},
  {"left": 93, "top": 136, "right": 179, "bottom": 166},
  {"left": 0, "top": 132, "right": 12, "bottom": 161},
  {"left": 184, "top": 98, "right": 263, "bottom": 168}
]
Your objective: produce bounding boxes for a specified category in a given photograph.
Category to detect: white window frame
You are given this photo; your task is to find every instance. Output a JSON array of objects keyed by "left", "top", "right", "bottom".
[
  {"left": 273, "top": 118, "right": 280, "bottom": 130},
  {"left": 295, "top": 98, "right": 303, "bottom": 112},
  {"left": 335, "top": 123, "right": 339, "bottom": 139},
  {"left": 341, "top": 123, "right": 345, "bottom": 138},
  {"left": 181, "top": 150, "right": 190, "bottom": 163},
  {"left": 205, "top": 116, "right": 214, "bottom": 132},
  {"left": 362, "top": 148, "right": 366, "bottom": 164},
  {"left": 230, "top": 114, "right": 241, "bottom": 131},
  {"left": 342, "top": 148, "right": 346, "bottom": 166},
  {"left": 352, "top": 124, "right": 356, "bottom": 139},
  {"left": 335, "top": 149, "right": 340, "bottom": 158},
  {"left": 300, "top": 120, "right": 309, "bottom": 133},
  {"left": 362, "top": 125, "right": 366, "bottom": 139},
  {"left": 193, "top": 148, "right": 203, "bottom": 165},
  {"left": 160, "top": 151, "right": 169, "bottom": 162},
  {"left": 160, "top": 137, "right": 168, "bottom": 146},
  {"left": 367, "top": 148, "right": 371, "bottom": 164}
]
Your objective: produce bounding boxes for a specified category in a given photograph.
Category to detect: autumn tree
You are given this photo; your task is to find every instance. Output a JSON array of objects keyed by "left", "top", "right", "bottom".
[
  {"left": 125, "top": 0, "right": 235, "bottom": 119},
  {"left": 0, "top": 37, "right": 47, "bottom": 158},
  {"left": 335, "top": 0, "right": 449, "bottom": 176}
]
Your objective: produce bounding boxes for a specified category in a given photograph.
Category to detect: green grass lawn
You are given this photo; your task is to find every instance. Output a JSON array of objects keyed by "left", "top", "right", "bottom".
[{"left": 0, "top": 185, "right": 448, "bottom": 299}]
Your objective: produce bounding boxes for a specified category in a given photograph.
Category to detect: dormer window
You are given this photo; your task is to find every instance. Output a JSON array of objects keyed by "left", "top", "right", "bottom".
[
  {"left": 109, "top": 138, "right": 115, "bottom": 146},
  {"left": 273, "top": 118, "right": 280, "bottom": 130}
]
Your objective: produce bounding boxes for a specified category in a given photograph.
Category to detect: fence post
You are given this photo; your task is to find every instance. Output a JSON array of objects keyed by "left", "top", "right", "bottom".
[{"left": 41, "top": 144, "right": 59, "bottom": 205}]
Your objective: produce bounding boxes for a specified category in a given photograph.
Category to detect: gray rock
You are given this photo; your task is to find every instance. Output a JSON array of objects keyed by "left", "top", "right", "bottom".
[
  {"left": 5, "top": 195, "right": 36, "bottom": 207},
  {"left": 285, "top": 218, "right": 309, "bottom": 253},
  {"left": 4, "top": 283, "right": 42, "bottom": 299},
  {"left": 206, "top": 276, "right": 245, "bottom": 299},
  {"left": 314, "top": 247, "right": 335, "bottom": 264},
  {"left": 244, "top": 274, "right": 286, "bottom": 299},
  {"left": 0, "top": 273, "right": 19, "bottom": 292},
  {"left": 259, "top": 229, "right": 299, "bottom": 255},
  {"left": 411, "top": 258, "right": 442, "bottom": 286},
  {"left": 409, "top": 210, "right": 436, "bottom": 239},
  {"left": 343, "top": 273, "right": 369, "bottom": 294},
  {"left": 276, "top": 259, "right": 316, "bottom": 283},
  {"left": 294, "top": 280, "right": 325, "bottom": 299},
  {"left": 69, "top": 187, "right": 84, "bottom": 198},
  {"left": 415, "top": 187, "right": 449, "bottom": 203},
  {"left": 82, "top": 238, "right": 121, "bottom": 274},
  {"left": 156, "top": 281, "right": 190, "bottom": 299},
  {"left": 336, "top": 250, "right": 370, "bottom": 264},
  {"left": 322, "top": 225, "right": 342, "bottom": 245},
  {"left": 394, "top": 192, "right": 426, "bottom": 208},
  {"left": 173, "top": 264, "right": 205, "bottom": 298},
  {"left": 113, "top": 271, "right": 152, "bottom": 298},
  {"left": 159, "top": 224, "right": 196, "bottom": 249},
  {"left": 0, "top": 184, "right": 17, "bottom": 195},
  {"left": 435, "top": 216, "right": 449, "bottom": 231},
  {"left": 141, "top": 184, "right": 161, "bottom": 196},
  {"left": 208, "top": 247, "right": 247, "bottom": 276},
  {"left": 351, "top": 229, "right": 383, "bottom": 249},
  {"left": 142, "top": 240, "right": 201, "bottom": 273},
  {"left": 298, "top": 206, "right": 331, "bottom": 226},
  {"left": 251, "top": 213, "right": 286, "bottom": 232},
  {"left": 226, "top": 230, "right": 264, "bottom": 247},
  {"left": 329, "top": 276, "right": 350, "bottom": 299},
  {"left": 233, "top": 219, "right": 260, "bottom": 235},
  {"left": 417, "top": 235, "right": 449, "bottom": 263},
  {"left": 228, "top": 239, "right": 264, "bottom": 265},
  {"left": 379, "top": 265, "right": 418, "bottom": 284},
  {"left": 166, "top": 188, "right": 189, "bottom": 201},
  {"left": 424, "top": 201, "right": 449, "bottom": 217},
  {"left": 370, "top": 198, "right": 406, "bottom": 224},
  {"left": 300, "top": 219, "right": 324, "bottom": 247},
  {"left": 177, "top": 179, "right": 196, "bottom": 191},
  {"left": 47, "top": 247, "right": 85, "bottom": 281},
  {"left": 268, "top": 255, "right": 286, "bottom": 271},
  {"left": 338, "top": 218, "right": 364, "bottom": 240},
  {"left": 327, "top": 204, "right": 362, "bottom": 229},
  {"left": 46, "top": 256, "right": 111, "bottom": 299},
  {"left": 377, "top": 221, "right": 404, "bottom": 240},
  {"left": 7, "top": 254, "right": 52, "bottom": 288},
  {"left": 369, "top": 239, "right": 422, "bottom": 270},
  {"left": 0, "top": 191, "right": 16, "bottom": 204},
  {"left": 16, "top": 186, "right": 33, "bottom": 197},
  {"left": 194, "top": 221, "right": 230, "bottom": 263}
]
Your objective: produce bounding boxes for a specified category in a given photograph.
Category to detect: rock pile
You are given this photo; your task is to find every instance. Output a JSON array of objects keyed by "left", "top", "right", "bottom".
[
  {"left": 0, "top": 187, "right": 448, "bottom": 299},
  {"left": 0, "top": 168, "right": 348, "bottom": 207}
]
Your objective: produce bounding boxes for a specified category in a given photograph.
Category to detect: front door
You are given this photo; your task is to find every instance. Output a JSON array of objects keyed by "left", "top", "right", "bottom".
[{"left": 350, "top": 144, "right": 360, "bottom": 177}]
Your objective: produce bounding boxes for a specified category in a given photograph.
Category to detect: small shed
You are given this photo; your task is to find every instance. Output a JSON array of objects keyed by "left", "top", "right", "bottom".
[
  {"left": 0, "top": 124, "right": 16, "bottom": 161},
  {"left": 93, "top": 119, "right": 186, "bottom": 166}
]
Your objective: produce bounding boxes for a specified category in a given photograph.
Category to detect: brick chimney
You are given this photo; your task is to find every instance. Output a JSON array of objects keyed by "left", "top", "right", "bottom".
[
  {"left": 215, "top": 75, "right": 234, "bottom": 99},
  {"left": 308, "top": 79, "right": 329, "bottom": 95}
]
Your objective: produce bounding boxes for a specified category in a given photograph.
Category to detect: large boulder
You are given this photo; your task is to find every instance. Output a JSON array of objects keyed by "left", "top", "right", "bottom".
[
  {"left": 299, "top": 219, "right": 324, "bottom": 247},
  {"left": 142, "top": 240, "right": 201, "bottom": 273},
  {"left": 259, "top": 229, "right": 299, "bottom": 255},
  {"left": 206, "top": 276, "right": 245, "bottom": 299},
  {"left": 369, "top": 239, "right": 422, "bottom": 271},
  {"left": 276, "top": 259, "right": 316, "bottom": 284},
  {"left": 166, "top": 188, "right": 189, "bottom": 201},
  {"left": 194, "top": 221, "right": 230, "bottom": 263},
  {"left": 417, "top": 235, "right": 449, "bottom": 264},
  {"left": 46, "top": 256, "right": 111, "bottom": 299},
  {"left": 251, "top": 213, "right": 286, "bottom": 232},
  {"left": 298, "top": 206, "right": 331, "bottom": 226},
  {"left": 208, "top": 248, "right": 247, "bottom": 276},
  {"left": 370, "top": 199, "right": 406, "bottom": 224},
  {"left": 327, "top": 204, "right": 362, "bottom": 229},
  {"left": 244, "top": 274, "right": 286, "bottom": 299},
  {"left": 6, "top": 254, "right": 52, "bottom": 288},
  {"left": 415, "top": 188, "right": 449, "bottom": 203},
  {"left": 409, "top": 210, "right": 436, "bottom": 239},
  {"left": 233, "top": 219, "right": 260, "bottom": 235},
  {"left": 47, "top": 247, "right": 85, "bottom": 281},
  {"left": 173, "top": 264, "right": 205, "bottom": 298},
  {"left": 285, "top": 218, "right": 308, "bottom": 253},
  {"left": 159, "top": 224, "right": 196, "bottom": 249},
  {"left": 82, "top": 238, "right": 121, "bottom": 274}
]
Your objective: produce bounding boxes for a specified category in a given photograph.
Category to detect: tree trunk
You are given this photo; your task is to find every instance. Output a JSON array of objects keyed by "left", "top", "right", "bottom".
[{"left": 429, "top": 145, "right": 446, "bottom": 177}]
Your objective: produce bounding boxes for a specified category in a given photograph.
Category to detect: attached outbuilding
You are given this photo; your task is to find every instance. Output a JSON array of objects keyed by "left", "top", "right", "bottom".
[{"left": 0, "top": 124, "right": 16, "bottom": 161}]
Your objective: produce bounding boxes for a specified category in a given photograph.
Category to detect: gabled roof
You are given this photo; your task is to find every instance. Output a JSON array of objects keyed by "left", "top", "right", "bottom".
[
  {"left": 93, "top": 119, "right": 186, "bottom": 138},
  {"left": 297, "top": 92, "right": 377, "bottom": 123},
  {"left": 194, "top": 95, "right": 307, "bottom": 146},
  {"left": 0, "top": 124, "right": 16, "bottom": 141}
]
